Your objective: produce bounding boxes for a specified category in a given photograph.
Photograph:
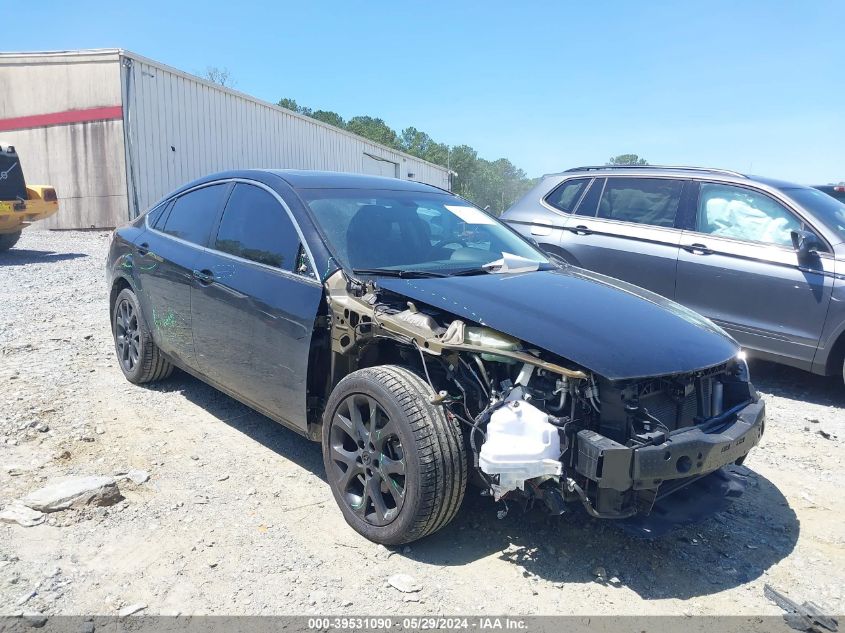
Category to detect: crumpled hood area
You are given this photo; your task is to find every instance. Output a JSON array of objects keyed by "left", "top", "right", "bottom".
[{"left": 377, "top": 267, "right": 739, "bottom": 380}]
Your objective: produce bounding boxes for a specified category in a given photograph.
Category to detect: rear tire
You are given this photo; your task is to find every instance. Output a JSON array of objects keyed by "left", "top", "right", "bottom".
[
  {"left": 0, "top": 231, "right": 22, "bottom": 252},
  {"left": 112, "top": 288, "right": 174, "bottom": 384},
  {"left": 322, "top": 365, "right": 467, "bottom": 544}
]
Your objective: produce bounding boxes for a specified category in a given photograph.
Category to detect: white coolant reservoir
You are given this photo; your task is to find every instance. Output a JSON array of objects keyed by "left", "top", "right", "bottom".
[{"left": 479, "top": 400, "right": 563, "bottom": 495}]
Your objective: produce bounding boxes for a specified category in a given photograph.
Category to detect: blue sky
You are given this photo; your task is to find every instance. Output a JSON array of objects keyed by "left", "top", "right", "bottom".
[{"left": 7, "top": 1, "right": 844, "bottom": 183}]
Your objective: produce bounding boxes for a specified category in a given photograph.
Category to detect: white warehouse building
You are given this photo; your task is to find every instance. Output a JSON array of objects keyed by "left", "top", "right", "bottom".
[{"left": 0, "top": 49, "right": 450, "bottom": 229}]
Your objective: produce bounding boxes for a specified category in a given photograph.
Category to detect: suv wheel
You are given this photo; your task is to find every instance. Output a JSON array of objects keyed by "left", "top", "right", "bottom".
[
  {"left": 111, "top": 288, "right": 174, "bottom": 384},
  {"left": 0, "top": 231, "right": 22, "bottom": 252},
  {"left": 322, "top": 366, "right": 467, "bottom": 544}
]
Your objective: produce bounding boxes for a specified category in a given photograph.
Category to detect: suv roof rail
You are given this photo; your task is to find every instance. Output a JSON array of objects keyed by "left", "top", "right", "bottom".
[{"left": 563, "top": 165, "right": 748, "bottom": 178}]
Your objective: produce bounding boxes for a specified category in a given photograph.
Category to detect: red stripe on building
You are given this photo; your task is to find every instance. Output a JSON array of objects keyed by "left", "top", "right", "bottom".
[{"left": 0, "top": 105, "right": 123, "bottom": 132}]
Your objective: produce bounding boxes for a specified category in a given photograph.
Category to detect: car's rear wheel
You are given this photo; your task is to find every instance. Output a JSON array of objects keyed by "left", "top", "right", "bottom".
[
  {"left": 112, "top": 287, "right": 174, "bottom": 384},
  {"left": 0, "top": 231, "right": 22, "bottom": 252},
  {"left": 322, "top": 366, "right": 467, "bottom": 544}
]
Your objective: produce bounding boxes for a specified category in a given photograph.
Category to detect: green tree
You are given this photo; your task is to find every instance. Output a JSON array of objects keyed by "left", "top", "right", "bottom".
[
  {"left": 277, "top": 97, "right": 301, "bottom": 112},
  {"left": 607, "top": 154, "right": 649, "bottom": 165},
  {"left": 310, "top": 110, "right": 345, "bottom": 128},
  {"left": 273, "top": 95, "right": 536, "bottom": 214},
  {"left": 399, "top": 127, "right": 449, "bottom": 166},
  {"left": 346, "top": 116, "right": 400, "bottom": 149}
]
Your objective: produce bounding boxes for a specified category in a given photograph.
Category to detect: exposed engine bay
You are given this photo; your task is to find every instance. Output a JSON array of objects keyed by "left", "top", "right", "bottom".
[{"left": 317, "top": 270, "right": 766, "bottom": 524}]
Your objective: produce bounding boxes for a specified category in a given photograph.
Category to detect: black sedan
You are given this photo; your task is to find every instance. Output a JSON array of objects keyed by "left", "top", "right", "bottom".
[{"left": 107, "top": 170, "right": 765, "bottom": 544}]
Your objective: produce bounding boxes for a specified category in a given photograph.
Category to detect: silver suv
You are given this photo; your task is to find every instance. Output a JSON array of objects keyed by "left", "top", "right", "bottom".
[{"left": 503, "top": 165, "right": 845, "bottom": 385}]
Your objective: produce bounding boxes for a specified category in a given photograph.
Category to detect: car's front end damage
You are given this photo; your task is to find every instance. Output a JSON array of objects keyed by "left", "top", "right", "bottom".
[{"left": 317, "top": 266, "right": 765, "bottom": 529}]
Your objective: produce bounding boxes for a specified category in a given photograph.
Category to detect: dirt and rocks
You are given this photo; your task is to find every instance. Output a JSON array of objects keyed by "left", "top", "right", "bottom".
[{"left": 0, "top": 229, "right": 843, "bottom": 618}]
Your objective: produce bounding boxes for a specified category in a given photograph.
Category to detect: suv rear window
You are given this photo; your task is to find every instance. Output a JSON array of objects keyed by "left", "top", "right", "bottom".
[
  {"left": 545, "top": 178, "right": 590, "bottom": 213},
  {"left": 597, "top": 178, "right": 682, "bottom": 227}
]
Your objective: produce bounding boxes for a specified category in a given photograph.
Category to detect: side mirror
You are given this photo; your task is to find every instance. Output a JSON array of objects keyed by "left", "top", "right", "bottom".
[{"left": 790, "top": 229, "right": 821, "bottom": 260}]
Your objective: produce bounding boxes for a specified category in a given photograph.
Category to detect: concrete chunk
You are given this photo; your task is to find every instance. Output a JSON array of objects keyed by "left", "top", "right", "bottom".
[
  {"left": 0, "top": 503, "right": 46, "bottom": 527},
  {"left": 22, "top": 476, "right": 122, "bottom": 513}
]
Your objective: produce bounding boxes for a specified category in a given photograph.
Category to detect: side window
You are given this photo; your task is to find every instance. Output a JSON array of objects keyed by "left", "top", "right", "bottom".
[
  {"left": 697, "top": 183, "right": 801, "bottom": 247},
  {"left": 161, "top": 184, "right": 227, "bottom": 245},
  {"left": 214, "top": 183, "right": 301, "bottom": 271},
  {"left": 150, "top": 200, "right": 172, "bottom": 229},
  {"left": 545, "top": 178, "right": 591, "bottom": 213},
  {"left": 574, "top": 177, "right": 605, "bottom": 216},
  {"left": 597, "top": 178, "right": 683, "bottom": 227}
]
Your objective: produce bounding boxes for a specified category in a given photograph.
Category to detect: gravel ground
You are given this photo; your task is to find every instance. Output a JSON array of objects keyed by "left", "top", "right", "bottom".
[{"left": 0, "top": 229, "right": 843, "bottom": 618}]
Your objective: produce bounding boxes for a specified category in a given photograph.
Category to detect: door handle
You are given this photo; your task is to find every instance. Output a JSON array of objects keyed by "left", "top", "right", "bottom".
[
  {"left": 569, "top": 225, "right": 592, "bottom": 236},
  {"left": 136, "top": 242, "right": 149, "bottom": 256},
  {"left": 192, "top": 269, "right": 214, "bottom": 285},
  {"left": 684, "top": 243, "right": 713, "bottom": 255}
]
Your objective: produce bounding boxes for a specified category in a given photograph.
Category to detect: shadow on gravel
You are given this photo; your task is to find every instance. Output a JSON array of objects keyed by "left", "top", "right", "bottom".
[
  {"left": 412, "top": 468, "right": 798, "bottom": 600},
  {"left": 145, "top": 370, "right": 799, "bottom": 601},
  {"left": 144, "top": 371, "right": 324, "bottom": 477},
  {"left": 0, "top": 249, "right": 88, "bottom": 266},
  {"left": 750, "top": 359, "right": 845, "bottom": 408}
]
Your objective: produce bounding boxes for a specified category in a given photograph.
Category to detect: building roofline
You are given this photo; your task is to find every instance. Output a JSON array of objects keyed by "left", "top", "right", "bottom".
[
  {"left": 0, "top": 48, "right": 449, "bottom": 177},
  {"left": 10, "top": 49, "right": 448, "bottom": 176},
  {"left": 120, "top": 50, "right": 449, "bottom": 176}
]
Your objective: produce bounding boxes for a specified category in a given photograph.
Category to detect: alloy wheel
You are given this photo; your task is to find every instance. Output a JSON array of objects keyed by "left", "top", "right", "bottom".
[
  {"left": 328, "top": 394, "right": 406, "bottom": 526},
  {"left": 114, "top": 298, "right": 141, "bottom": 372}
]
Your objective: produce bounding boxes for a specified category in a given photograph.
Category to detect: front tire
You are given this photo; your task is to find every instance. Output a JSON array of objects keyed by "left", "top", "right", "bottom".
[
  {"left": 112, "top": 288, "right": 174, "bottom": 384},
  {"left": 322, "top": 366, "right": 467, "bottom": 544},
  {"left": 0, "top": 231, "right": 22, "bottom": 252}
]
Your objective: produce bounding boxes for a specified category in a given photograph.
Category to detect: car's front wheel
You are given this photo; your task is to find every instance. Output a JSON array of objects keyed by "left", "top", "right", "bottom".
[
  {"left": 322, "top": 366, "right": 467, "bottom": 544},
  {"left": 112, "top": 287, "right": 174, "bottom": 384},
  {"left": 0, "top": 231, "right": 22, "bottom": 252}
]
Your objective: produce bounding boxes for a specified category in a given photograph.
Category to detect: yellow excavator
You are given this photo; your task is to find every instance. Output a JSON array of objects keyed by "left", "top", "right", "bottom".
[{"left": 0, "top": 144, "right": 59, "bottom": 252}]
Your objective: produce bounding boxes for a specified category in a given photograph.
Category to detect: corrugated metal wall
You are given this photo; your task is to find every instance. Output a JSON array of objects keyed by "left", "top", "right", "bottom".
[
  {"left": 122, "top": 52, "right": 450, "bottom": 215},
  {"left": 1, "top": 49, "right": 451, "bottom": 228},
  {"left": 0, "top": 51, "right": 129, "bottom": 228}
]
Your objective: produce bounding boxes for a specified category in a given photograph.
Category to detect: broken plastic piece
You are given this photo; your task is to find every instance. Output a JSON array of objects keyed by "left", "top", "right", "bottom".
[{"left": 764, "top": 584, "right": 838, "bottom": 633}]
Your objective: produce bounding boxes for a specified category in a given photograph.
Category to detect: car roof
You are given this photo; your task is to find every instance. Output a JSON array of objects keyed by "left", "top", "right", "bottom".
[
  {"left": 267, "top": 169, "right": 443, "bottom": 192},
  {"left": 746, "top": 175, "right": 810, "bottom": 191},
  {"left": 548, "top": 165, "right": 750, "bottom": 179},
  {"left": 548, "top": 165, "right": 812, "bottom": 191}
]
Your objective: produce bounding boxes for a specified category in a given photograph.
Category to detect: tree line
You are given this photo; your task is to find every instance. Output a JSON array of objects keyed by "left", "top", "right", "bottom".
[
  {"left": 204, "top": 70, "right": 648, "bottom": 213},
  {"left": 277, "top": 98, "right": 535, "bottom": 216}
]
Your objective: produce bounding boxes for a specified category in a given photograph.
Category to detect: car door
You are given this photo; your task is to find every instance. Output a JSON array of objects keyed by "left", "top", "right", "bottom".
[
  {"left": 190, "top": 181, "right": 323, "bottom": 432},
  {"left": 505, "top": 176, "right": 592, "bottom": 246},
  {"left": 135, "top": 183, "right": 230, "bottom": 371},
  {"left": 675, "top": 181, "right": 835, "bottom": 368},
  {"left": 558, "top": 176, "right": 686, "bottom": 298}
]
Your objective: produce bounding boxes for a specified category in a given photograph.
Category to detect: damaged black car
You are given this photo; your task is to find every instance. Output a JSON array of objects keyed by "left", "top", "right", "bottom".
[{"left": 106, "top": 170, "right": 765, "bottom": 544}]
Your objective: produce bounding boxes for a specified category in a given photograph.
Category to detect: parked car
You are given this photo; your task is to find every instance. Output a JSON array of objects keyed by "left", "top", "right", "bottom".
[
  {"left": 0, "top": 143, "right": 59, "bottom": 251},
  {"left": 107, "top": 170, "right": 764, "bottom": 544},
  {"left": 814, "top": 183, "right": 845, "bottom": 204},
  {"left": 503, "top": 166, "right": 845, "bottom": 386}
]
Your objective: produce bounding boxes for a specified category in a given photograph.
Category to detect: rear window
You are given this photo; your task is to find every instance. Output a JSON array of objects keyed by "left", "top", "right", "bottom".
[
  {"left": 545, "top": 178, "right": 590, "bottom": 213},
  {"left": 597, "top": 177, "right": 683, "bottom": 227},
  {"left": 161, "top": 184, "right": 227, "bottom": 245}
]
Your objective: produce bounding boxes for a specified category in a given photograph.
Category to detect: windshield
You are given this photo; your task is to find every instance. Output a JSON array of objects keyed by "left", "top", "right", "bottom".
[
  {"left": 299, "top": 188, "right": 550, "bottom": 274},
  {"left": 782, "top": 186, "right": 845, "bottom": 243}
]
